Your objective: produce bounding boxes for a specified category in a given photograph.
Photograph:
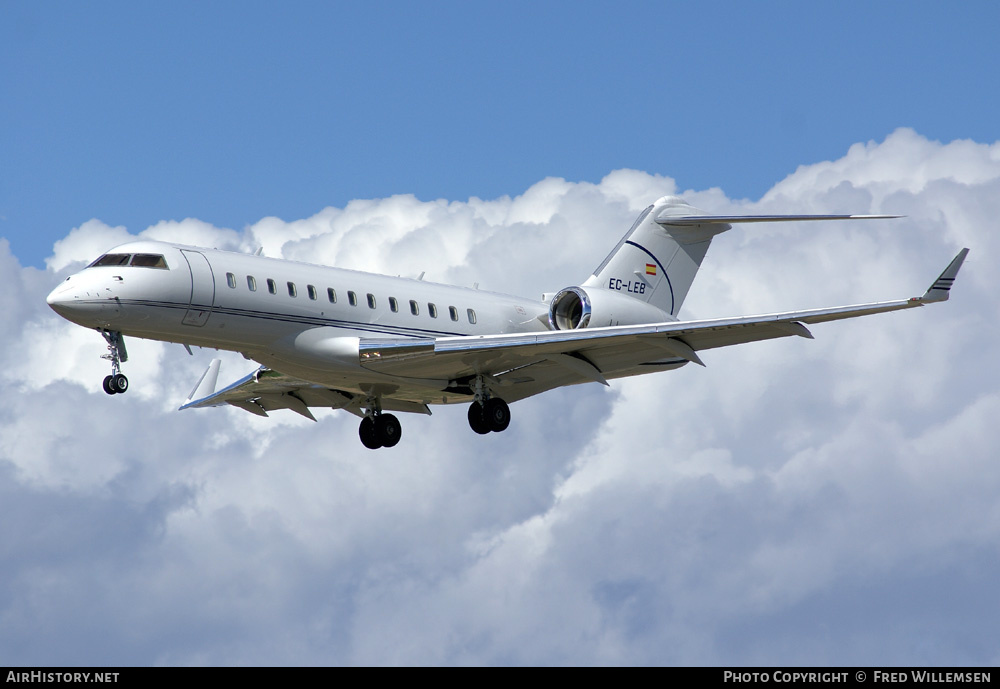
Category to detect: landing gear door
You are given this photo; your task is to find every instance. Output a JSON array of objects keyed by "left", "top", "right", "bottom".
[{"left": 180, "top": 250, "right": 216, "bottom": 327}]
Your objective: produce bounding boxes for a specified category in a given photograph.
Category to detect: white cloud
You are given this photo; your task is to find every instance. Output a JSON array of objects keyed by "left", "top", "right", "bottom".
[
  {"left": 46, "top": 219, "right": 133, "bottom": 272},
  {"left": 1, "top": 129, "right": 998, "bottom": 665}
]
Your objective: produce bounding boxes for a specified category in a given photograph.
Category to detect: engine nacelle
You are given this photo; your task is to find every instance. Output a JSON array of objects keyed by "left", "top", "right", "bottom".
[{"left": 548, "top": 286, "right": 674, "bottom": 330}]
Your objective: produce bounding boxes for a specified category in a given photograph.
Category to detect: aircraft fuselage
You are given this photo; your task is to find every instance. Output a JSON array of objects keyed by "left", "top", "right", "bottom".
[{"left": 47, "top": 240, "right": 550, "bottom": 400}]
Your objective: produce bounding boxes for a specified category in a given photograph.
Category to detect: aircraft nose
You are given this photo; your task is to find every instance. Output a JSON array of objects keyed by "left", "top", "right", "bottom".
[
  {"left": 47, "top": 274, "right": 121, "bottom": 327},
  {"left": 46, "top": 281, "right": 74, "bottom": 313},
  {"left": 46, "top": 278, "right": 94, "bottom": 322}
]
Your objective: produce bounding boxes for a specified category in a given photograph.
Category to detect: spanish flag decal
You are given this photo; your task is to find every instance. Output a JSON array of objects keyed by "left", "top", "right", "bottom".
[{"left": 645, "top": 263, "right": 657, "bottom": 276}]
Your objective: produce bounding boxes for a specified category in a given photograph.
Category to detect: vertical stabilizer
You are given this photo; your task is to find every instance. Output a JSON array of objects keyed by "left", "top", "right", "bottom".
[{"left": 583, "top": 196, "right": 730, "bottom": 317}]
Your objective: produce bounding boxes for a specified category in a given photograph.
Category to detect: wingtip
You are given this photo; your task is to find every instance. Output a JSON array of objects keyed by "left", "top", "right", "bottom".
[
  {"left": 183, "top": 358, "right": 222, "bottom": 406},
  {"left": 920, "top": 248, "right": 969, "bottom": 303}
]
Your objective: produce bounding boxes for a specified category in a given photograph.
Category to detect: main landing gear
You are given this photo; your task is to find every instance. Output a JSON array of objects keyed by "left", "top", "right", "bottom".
[
  {"left": 468, "top": 398, "right": 511, "bottom": 434},
  {"left": 467, "top": 375, "right": 511, "bottom": 435},
  {"left": 358, "top": 394, "right": 402, "bottom": 450},
  {"left": 100, "top": 330, "right": 129, "bottom": 395}
]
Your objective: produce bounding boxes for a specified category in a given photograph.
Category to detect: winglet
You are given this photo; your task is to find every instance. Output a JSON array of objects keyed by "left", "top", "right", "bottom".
[
  {"left": 920, "top": 248, "right": 969, "bottom": 303},
  {"left": 185, "top": 359, "right": 222, "bottom": 405}
]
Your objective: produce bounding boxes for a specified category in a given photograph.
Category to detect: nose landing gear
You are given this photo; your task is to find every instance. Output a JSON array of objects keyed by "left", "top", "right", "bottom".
[
  {"left": 102, "top": 373, "right": 129, "bottom": 395},
  {"left": 100, "top": 330, "right": 129, "bottom": 395}
]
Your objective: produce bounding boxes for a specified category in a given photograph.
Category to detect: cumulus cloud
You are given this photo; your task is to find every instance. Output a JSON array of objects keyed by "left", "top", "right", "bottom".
[{"left": 1, "top": 129, "right": 998, "bottom": 665}]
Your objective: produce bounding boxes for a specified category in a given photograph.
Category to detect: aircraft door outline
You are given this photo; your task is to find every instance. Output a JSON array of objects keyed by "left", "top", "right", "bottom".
[{"left": 180, "top": 249, "right": 216, "bottom": 327}]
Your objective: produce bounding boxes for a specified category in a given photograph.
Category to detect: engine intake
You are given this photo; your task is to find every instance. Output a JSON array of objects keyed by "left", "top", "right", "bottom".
[
  {"left": 548, "top": 287, "right": 591, "bottom": 330},
  {"left": 548, "top": 285, "right": 675, "bottom": 330}
]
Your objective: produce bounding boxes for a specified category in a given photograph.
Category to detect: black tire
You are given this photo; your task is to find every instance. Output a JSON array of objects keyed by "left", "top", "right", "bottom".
[
  {"left": 468, "top": 401, "right": 490, "bottom": 435},
  {"left": 103, "top": 375, "right": 116, "bottom": 395},
  {"left": 111, "top": 374, "right": 128, "bottom": 394},
  {"left": 359, "top": 417, "right": 381, "bottom": 449},
  {"left": 375, "top": 414, "right": 402, "bottom": 448},
  {"left": 484, "top": 397, "right": 511, "bottom": 433}
]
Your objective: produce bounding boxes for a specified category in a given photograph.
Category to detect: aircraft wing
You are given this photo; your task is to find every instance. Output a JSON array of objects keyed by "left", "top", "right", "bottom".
[
  {"left": 182, "top": 249, "right": 967, "bottom": 413},
  {"left": 179, "top": 359, "right": 432, "bottom": 419},
  {"left": 355, "top": 248, "right": 969, "bottom": 402}
]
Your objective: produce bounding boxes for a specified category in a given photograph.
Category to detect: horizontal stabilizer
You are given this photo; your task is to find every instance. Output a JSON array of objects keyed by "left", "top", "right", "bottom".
[{"left": 657, "top": 213, "right": 902, "bottom": 226}]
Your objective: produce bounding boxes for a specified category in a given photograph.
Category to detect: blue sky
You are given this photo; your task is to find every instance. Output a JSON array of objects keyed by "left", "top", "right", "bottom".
[
  {"left": 3, "top": 1, "right": 998, "bottom": 266},
  {"left": 2, "top": 1, "right": 1000, "bottom": 667}
]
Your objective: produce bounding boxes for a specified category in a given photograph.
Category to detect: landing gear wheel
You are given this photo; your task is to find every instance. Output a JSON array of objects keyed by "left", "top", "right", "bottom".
[
  {"left": 468, "top": 402, "right": 490, "bottom": 435},
  {"left": 375, "top": 414, "right": 402, "bottom": 448},
  {"left": 359, "top": 417, "right": 381, "bottom": 450},
  {"left": 99, "top": 331, "right": 129, "bottom": 396},
  {"left": 111, "top": 373, "right": 129, "bottom": 394},
  {"left": 484, "top": 397, "right": 510, "bottom": 433}
]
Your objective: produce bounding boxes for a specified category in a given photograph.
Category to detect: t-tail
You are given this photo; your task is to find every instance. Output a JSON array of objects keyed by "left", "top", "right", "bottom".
[
  {"left": 547, "top": 196, "right": 900, "bottom": 331},
  {"left": 583, "top": 196, "right": 726, "bottom": 318}
]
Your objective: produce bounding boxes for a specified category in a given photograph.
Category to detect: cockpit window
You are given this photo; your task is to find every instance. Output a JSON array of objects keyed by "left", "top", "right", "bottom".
[
  {"left": 87, "top": 253, "right": 169, "bottom": 269},
  {"left": 130, "top": 254, "right": 168, "bottom": 269},
  {"left": 89, "top": 254, "right": 131, "bottom": 267}
]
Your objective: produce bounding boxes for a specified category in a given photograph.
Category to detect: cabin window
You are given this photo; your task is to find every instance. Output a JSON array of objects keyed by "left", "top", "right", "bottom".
[
  {"left": 389, "top": 297, "right": 398, "bottom": 313},
  {"left": 409, "top": 300, "right": 419, "bottom": 316},
  {"left": 367, "top": 293, "right": 376, "bottom": 309},
  {"left": 287, "top": 282, "right": 297, "bottom": 297},
  {"left": 327, "top": 288, "right": 337, "bottom": 303},
  {"left": 130, "top": 254, "right": 168, "bottom": 269},
  {"left": 449, "top": 306, "right": 458, "bottom": 321},
  {"left": 247, "top": 276, "right": 257, "bottom": 291},
  {"left": 348, "top": 291, "right": 357, "bottom": 306},
  {"left": 267, "top": 279, "right": 277, "bottom": 295},
  {"left": 89, "top": 254, "right": 131, "bottom": 268},
  {"left": 307, "top": 285, "right": 317, "bottom": 300},
  {"left": 226, "top": 273, "right": 237, "bottom": 289},
  {"left": 467, "top": 308, "right": 477, "bottom": 325},
  {"left": 428, "top": 303, "right": 438, "bottom": 318}
]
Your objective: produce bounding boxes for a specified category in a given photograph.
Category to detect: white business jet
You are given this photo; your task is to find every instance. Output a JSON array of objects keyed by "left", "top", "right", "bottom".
[{"left": 46, "top": 196, "right": 968, "bottom": 449}]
